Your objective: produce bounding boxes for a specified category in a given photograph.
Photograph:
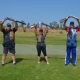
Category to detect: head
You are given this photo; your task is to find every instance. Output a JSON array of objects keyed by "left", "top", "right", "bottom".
[
  {"left": 6, "top": 23, "right": 11, "bottom": 30},
  {"left": 39, "top": 28, "right": 43, "bottom": 34},
  {"left": 70, "top": 22, "right": 74, "bottom": 28}
]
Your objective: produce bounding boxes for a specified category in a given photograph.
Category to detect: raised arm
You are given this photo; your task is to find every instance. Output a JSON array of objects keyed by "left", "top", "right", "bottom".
[
  {"left": 6, "top": 17, "right": 18, "bottom": 30},
  {"left": 0, "top": 18, "right": 8, "bottom": 31},
  {"left": 0, "top": 20, "right": 3, "bottom": 31},
  {"left": 73, "top": 16, "right": 80, "bottom": 27},
  {"left": 43, "top": 27, "right": 48, "bottom": 37},
  {"left": 63, "top": 17, "right": 68, "bottom": 27},
  {"left": 14, "top": 21, "right": 18, "bottom": 30},
  {"left": 69, "top": 16, "right": 80, "bottom": 31},
  {"left": 34, "top": 24, "right": 38, "bottom": 36}
]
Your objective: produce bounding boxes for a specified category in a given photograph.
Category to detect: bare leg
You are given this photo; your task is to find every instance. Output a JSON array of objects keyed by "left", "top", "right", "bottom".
[
  {"left": 44, "top": 56, "right": 49, "bottom": 64},
  {"left": 11, "top": 53, "right": 16, "bottom": 64},
  {"left": 2, "top": 53, "right": 7, "bottom": 65},
  {"left": 37, "top": 56, "right": 40, "bottom": 63}
]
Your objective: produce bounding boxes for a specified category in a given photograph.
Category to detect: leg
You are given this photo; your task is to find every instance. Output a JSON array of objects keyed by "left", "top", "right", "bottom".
[
  {"left": 36, "top": 44, "right": 41, "bottom": 63},
  {"left": 42, "top": 45, "right": 49, "bottom": 64},
  {"left": 9, "top": 48, "right": 16, "bottom": 64},
  {"left": 2, "top": 47, "right": 8, "bottom": 65},
  {"left": 11, "top": 53, "right": 16, "bottom": 64},
  {"left": 72, "top": 47, "right": 76, "bottom": 65},
  {"left": 65, "top": 47, "right": 71, "bottom": 65}
]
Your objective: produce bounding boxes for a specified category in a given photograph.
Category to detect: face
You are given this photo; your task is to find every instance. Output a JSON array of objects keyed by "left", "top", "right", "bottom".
[
  {"left": 70, "top": 22, "right": 74, "bottom": 28},
  {"left": 70, "top": 24, "right": 74, "bottom": 28},
  {"left": 6, "top": 26, "right": 11, "bottom": 30}
]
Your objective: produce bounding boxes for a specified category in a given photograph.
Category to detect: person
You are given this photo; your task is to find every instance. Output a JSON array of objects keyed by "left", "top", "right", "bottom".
[
  {"left": 64, "top": 16, "right": 80, "bottom": 66},
  {"left": 0, "top": 18, "right": 18, "bottom": 65},
  {"left": 34, "top": 24, "right": 49, "bottom": 64}
]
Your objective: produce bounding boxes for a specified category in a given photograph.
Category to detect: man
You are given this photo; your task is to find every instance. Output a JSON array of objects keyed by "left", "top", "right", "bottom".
[
  {"left": 34, "top": 24, "right": 49, "bottom": 64},
  {"left": 0, "top": 18, "right": 18, "bottom": 65},
  {"left": 64, "top": 16, "right": 80, "bottom": 66}
]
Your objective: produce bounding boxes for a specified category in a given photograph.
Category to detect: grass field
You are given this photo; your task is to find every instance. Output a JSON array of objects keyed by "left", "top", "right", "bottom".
[
  {"left": 0, "top": 54, "right": 80, "bottom": 80},
  {"left": 0, "top": 29, "right": 80, "bottom": 44},
  {"left": 0, "top": 30, "right": 80, "bottom": 80}
]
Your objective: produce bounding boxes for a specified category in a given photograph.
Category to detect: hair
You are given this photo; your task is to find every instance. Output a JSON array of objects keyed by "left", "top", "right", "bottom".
[
  {"left": 7, "top": 23, "right": 11, "bottom": 27},
  {"left": 70, "top": 22, "right": 74, "bottom": 25},
  {"left": 39, "top": 29, "right": 43, "bottom": 32}
]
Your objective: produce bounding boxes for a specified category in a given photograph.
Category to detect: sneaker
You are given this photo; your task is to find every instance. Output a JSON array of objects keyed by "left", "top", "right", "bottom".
[
  {"left": 1, "top": 61, "right": 5, "bottom": 66},
  {"left": 72, "top": 64, "right": 76, "bottom": 66},
  {"left": 38, "top": 62, "right": 40, "bottom": 64},
  {"left": 65, "top": 63, "right": 69, "bottom": 66},
  {"left": 47, "top": 62, "right": 49, "bottom": 64},
  {"left": 13, "top": 62, "right": 16, "bottom": 65}
]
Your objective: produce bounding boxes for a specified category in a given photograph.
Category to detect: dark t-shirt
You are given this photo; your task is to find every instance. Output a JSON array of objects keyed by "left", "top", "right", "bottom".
[
  {"left": 36, "top": 33, "right": 46, "bottom": 47},
  {"left": 1, "top": 28, "right": 17, "bottom": 43}
]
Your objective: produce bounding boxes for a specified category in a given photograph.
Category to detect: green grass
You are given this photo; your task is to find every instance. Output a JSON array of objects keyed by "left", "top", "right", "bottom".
[
  {"left": 0, "top": 54, "right": 80, "bottom": 80},
  {"left": 0, "top": 30, "right": 80, "bottom": 80},
  {"left": 0, "top": 30, "right": 80, "bottom": 45}
]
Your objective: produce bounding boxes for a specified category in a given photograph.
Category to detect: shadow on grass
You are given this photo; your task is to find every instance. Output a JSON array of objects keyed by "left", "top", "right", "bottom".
[
  {"left": 40, "top": 57, "right": 65, "bottom": 62},
  {"left": 40, "top": 57, "right": 46, "bottom": 62},
  {"left": 48, "top": 56, "right": 65, "bottom": 60},
  {"left": 6, "top": 58, "right": 34, "bottom": 64}
]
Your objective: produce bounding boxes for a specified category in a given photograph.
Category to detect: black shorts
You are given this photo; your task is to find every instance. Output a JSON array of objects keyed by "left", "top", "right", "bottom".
[
  {"left": 2, "top": 42, "right": 15, "bottom": 54},
  {"left": 36, "top": 43, "right": 47, "bottom": 56},
  {"left": 3, "top": 47, "right": 15, "bottom": 54}
]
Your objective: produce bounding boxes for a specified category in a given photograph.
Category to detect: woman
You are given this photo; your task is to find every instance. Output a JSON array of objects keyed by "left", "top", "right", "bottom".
[{"left": 34, "top": 25, "right": 49, "bottom": 64}]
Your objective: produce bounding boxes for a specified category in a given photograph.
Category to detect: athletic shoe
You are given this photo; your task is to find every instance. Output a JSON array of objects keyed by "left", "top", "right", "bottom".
[
  {"left": 38, "top": 62, "right": 40, "bottom": 64},
  {"left": 72, "top": 64, "right": 76, "bottom": 66},
  {"left": 65, "top": 63, "right": 69, "bottom": 66},
  {"left": 13, "top": 62, "right": 16, "bottom": 65},
  {"left": 47, "top": 62, "right": 49, "bottom": 64}
]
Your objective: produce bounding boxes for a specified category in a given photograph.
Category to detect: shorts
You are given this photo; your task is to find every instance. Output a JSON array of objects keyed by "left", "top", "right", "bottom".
[
  {"left": 2, "top": 41, "right": 15, "bottom": 54},
  {"left": 36, "top": 43, "right": 47, "bottom": 56},
  {"left": 3, "top": 46, "right": 15, "bottom": 54}
]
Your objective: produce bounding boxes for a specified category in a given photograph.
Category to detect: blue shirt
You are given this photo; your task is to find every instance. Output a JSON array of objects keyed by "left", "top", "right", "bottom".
[{"left": 66, "top": 27, "right": 77, "bottom": 47}]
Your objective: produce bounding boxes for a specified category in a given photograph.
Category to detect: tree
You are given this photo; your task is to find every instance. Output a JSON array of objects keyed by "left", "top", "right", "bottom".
[{"left": 50, "top": 21, "right": 59, "bottom": 29}]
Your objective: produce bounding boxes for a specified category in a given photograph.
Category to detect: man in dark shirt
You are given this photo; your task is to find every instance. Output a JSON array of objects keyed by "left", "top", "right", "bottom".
[{"left": 0, "top": 18, "right": 18, "bottom": 65}]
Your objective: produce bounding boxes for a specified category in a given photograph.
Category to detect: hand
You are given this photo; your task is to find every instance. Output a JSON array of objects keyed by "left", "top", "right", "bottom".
[
  {"left": 4, "top": 17, "right": 12, "bottom": 21},
  {"left": 68, "top": 16, "right": 75, "bottom": 18},
  {"left": 33, "top": 24, "right": 37, "bottom": 29},
  {"left": 0, "top": 20, "right": 3, "bottom": 24},
  {"left": 68, "top": 16, "right": 71, "bottom": 18},
  {"left": 6, "top": 17, "right": 16, "bottom": 22},
  {"left": 69, "top": 16, "right": 79, "bottom": 20},
  {"left": 75, "top": 17, "right": 79, "bottom": 21}
]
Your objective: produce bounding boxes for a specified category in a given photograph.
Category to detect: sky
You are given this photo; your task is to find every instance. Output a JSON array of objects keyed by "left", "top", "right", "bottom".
[{"left": 0, "top": 0, "right": 80, "bottom": 24}]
